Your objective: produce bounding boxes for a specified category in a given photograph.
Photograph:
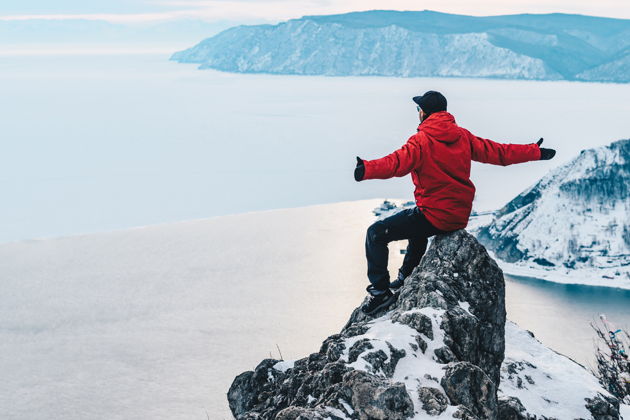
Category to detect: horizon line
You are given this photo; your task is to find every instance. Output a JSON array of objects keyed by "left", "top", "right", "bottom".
[{"left": 1, "top": 7, "right": 629, "bottom": 25}]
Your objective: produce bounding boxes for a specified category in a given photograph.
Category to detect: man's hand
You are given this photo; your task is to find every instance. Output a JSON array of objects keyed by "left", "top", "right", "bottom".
[
  {"left": 354, "top": 156, "right": 365, "bottom": 181},
  {"left": 536, "top": 138, "right": 556, "bottom": 160}
]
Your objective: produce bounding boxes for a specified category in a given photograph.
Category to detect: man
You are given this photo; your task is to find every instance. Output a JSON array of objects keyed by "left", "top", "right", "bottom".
[{"left": 354, "top": 91, "right": 556, "bottom": 315}]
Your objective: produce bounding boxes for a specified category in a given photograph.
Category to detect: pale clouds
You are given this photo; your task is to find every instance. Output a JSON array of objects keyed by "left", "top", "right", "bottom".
[
  {"left": 1, "top": 0, "right": 629, "bottom": 23},
  {"left": 0, "top": 12, "right": 191, "bottom": 23}
]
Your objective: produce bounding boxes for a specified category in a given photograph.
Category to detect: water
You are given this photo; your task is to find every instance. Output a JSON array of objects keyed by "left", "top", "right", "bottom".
[
  {"left": 1, "top": 53, "right": 630, "bottom": 243},
  {"left": 505, "top": 274, "right": 630, "bottom": 369}
]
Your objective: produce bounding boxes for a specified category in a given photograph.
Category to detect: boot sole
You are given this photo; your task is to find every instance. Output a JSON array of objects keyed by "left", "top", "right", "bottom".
[{"left": 362, "top": 293, "right": 396, "bottom": 315}]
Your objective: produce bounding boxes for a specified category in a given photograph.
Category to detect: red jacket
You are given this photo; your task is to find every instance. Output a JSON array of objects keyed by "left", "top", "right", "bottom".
[{"left": 362, "top": 111, "right": 541, "bottom": 231}]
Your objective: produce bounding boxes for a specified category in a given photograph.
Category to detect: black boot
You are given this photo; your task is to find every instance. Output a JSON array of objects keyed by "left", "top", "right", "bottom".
[
  {"left": 361, "top": 285, "right": 395, "bottom": 315},
  {"left": 389, "top": 271, "right": 406, "bottom": 290}
]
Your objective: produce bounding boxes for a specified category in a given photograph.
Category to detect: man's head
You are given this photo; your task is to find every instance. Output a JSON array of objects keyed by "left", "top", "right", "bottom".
[{"left": 413, "top": 91, "right": 447, "bottom": 122}]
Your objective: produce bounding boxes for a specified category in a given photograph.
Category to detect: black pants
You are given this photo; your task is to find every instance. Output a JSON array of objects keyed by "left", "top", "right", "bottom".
[{"left": 365, "top": 206, "right": 445, "bottom": 291}]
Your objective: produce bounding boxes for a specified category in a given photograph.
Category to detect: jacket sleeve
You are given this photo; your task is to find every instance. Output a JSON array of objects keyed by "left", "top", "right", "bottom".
[
  {"left": 466, "top": 129, "right": 541, "bottom": 166},
  {"left": 362, "top": 134, "right": 422, "bottom": 180}
]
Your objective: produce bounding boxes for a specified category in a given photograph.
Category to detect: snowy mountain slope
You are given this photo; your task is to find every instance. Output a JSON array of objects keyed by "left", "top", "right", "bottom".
[
  {"left": 501, "top": 321, "right": 619, "bottom": 419},
  {"left": 171, "top": 10, "right": 630, "bottom": 82},
  {"left": 577, "top": 49, "right": 630, "bottom": 83},
  {"left": 172, "top": 20, "right": 557, "bottom": 79},
  {"left": 476, "top": 139, "right": 630, "bottom": 289}
]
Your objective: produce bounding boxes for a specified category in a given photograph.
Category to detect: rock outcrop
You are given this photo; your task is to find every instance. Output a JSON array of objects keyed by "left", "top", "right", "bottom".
[{"left": 227, "top": 229, "right": 622, "bottom": 419}]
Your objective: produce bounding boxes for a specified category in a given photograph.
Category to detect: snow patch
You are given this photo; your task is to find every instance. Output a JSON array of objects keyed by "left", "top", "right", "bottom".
[
  {"left": 340, "top": 308, "right": 453, "bottom": 417},
  {"left": 458, "top": 301, "right": 474, "bottom": 317},
  {"left": 324, "top": 405, "right": 350, "bottom": 419},
  {"left": 273, "top": 360, "right": 295, "bottom": 373},
  {"left": 339, "top": 398, "right": 354, "bottom": 415}
]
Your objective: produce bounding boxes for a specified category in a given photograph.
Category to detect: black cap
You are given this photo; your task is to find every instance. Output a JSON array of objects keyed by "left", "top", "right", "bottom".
[{"left": 412, "top": 91, "right": 447, "bottom": 115}]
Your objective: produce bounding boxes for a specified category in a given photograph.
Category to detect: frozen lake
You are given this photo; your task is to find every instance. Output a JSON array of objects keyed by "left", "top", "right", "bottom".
[
  {"left": 1, "top": 52, "right": 630, "bottom": 243},
  {"left": 1, "top": 200, "right": 628, "bottom": 419},
  {"left": 2, "top": 52, "right": 630, "bottom": 418}
]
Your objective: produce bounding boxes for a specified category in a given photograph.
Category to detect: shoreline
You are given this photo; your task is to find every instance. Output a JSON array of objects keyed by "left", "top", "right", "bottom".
[
  {"left": 384, "top": 203, "right": 630, "bottom": 292},
  {"left": 489, "top": 251, "right": 630, "bottom": 291}
]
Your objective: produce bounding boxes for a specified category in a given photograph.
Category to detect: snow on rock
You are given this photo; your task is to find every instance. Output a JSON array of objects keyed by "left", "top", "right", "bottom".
[
  {"left": 226, "top": 230, "right": 621, "bottom": 418},
  {"left": 273, "top": 360, "right": 296, "bottom": 373},
  {"left": 476, "top": 139, "right": 630, "bottom": 290}
]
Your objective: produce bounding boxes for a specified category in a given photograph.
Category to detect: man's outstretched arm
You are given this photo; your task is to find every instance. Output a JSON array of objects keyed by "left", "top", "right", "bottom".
[
  {"left": 355, "top": 135, "right": 422, "bottom": 181},
  {"left": 467, "top": 130, "right": 555, "bottom": 165}
]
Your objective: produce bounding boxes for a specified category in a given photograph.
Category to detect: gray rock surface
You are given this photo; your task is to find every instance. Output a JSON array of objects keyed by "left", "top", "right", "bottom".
[
  {"left": 441, "top": 361, "right": 498, "bottom": 419},
  {"left": 497, "top": 396, "right": 533, "bottom": 419},
  {"left": 585, "top": 393, "right": 621, "bottom": 420}
]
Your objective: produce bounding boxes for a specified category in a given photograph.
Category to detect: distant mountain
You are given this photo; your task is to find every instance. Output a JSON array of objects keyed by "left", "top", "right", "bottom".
[
  {"left": 476, "top": 139, "right": 630, "bottom": 287},
  {"left": 171, "top": 10, "right": 630, "bottom": 82}
]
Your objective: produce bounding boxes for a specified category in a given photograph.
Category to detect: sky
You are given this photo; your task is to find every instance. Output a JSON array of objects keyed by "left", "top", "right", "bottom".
[{"left": 1, "top": 0, "right": 630, "bottom": 24}]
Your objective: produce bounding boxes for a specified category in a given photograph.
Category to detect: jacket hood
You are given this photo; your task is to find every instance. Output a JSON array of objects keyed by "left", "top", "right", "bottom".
[{"left": 418, "top": 111, "right": 461, "bottom": 144}]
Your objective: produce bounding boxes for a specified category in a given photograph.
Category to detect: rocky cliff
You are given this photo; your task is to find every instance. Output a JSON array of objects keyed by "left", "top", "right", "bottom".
[{"left": 227, "top": 230, "right": 621, "bottom": 419}]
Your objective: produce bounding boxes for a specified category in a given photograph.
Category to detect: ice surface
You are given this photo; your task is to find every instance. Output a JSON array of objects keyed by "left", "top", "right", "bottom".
[
  {"left": 0, "top": 199, "right": 386, "bottom": 419},
  {"left": 2, "top": 54, "right": 630, "bottom": 243}
]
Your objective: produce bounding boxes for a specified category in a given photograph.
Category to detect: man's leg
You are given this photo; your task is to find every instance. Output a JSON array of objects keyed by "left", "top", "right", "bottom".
[
  {"left": 365, "top": 219, "right": 392, "bottom": 293},
  {"left": 396, "top": 236, "right": 428, "bottom": 283},
  {"left": 393, "top": 208, "right": 445, "bottom": 288},
  {"left": 366, "top": 208, "right": 421, "bottom": 292},
  {"left": 366, "top": 207, "right": 444, "bottom": 293}
]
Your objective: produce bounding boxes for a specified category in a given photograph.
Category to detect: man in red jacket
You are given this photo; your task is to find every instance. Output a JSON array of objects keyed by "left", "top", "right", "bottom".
[{"left": 354, "top": 91, "right": 556, "bottom": 315}]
